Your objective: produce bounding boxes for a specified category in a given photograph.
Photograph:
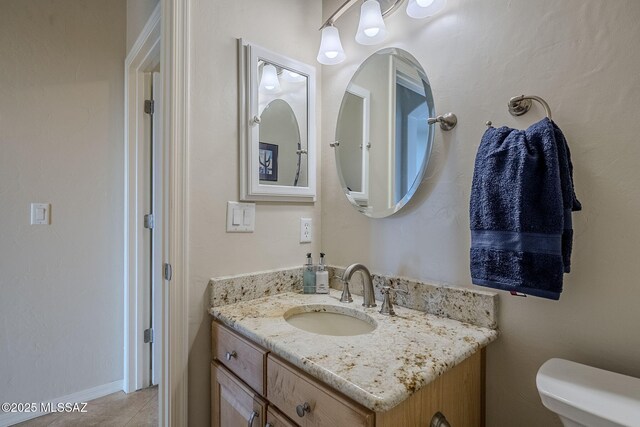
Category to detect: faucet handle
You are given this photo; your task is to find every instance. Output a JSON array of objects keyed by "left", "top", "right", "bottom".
[
  {"left": 339, "top": 281, "right": 353, "bottom": 303},
  {"left": 379, "top": 286, "right": 407, "bottom": 316},
  {"left": 381, "top": 286, "right": 408, "bottom": 295}
]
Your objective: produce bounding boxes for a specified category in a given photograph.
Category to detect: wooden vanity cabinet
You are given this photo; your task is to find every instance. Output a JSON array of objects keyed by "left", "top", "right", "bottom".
[
  {"left": 266, "top": 406, "right": 297, "bottom": 427},
  {"left": 212, "top": 320, "right": 267, "bottom": 395},
  {"left": 212, "top": 320, "right": 484, "bottom": 427},
  {"left": 266, "top": 354, "right": 374, "bottom": 427},
  {"left": 211, "top": 361, "right": 266, "bottom": 427}
]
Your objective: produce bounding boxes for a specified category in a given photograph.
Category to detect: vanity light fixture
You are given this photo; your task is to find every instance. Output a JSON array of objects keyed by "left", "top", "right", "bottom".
[
  {"left": 317, "top": 0, "right": 447, "bottom": 65},
  {"left": 355, "top": 0, "right": 388, "bottom": 45},
  {"left": 406, "top": 0, "right": 446, "bottom": 19},
  {"left": 282, "top": 69, "right": 306, "bottom": 83},
  {"left": 317, "top": 25, "right": 346, "bottom": 65},
  {"left": 259, "top": 63, "right": 281, "bottom": 93}
]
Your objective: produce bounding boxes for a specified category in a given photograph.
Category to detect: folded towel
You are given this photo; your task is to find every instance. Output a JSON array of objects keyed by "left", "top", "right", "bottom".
[{"left": 470, "top": 118, "right": 581, "bottom": 300}]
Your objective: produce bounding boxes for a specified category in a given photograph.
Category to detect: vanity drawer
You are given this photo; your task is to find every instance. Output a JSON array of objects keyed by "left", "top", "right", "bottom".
[
  {"left": 266, "top": 355, "right": 374, "bottom": 427},
  {"left": 212, "top": 321, "right": 266, "bottom": 395}
]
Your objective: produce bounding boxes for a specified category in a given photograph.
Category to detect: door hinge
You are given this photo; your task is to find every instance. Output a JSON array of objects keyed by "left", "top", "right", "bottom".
[
  {"left": 144, "top": 99, "right": 155, "bottom": 115},
  {"left": 144, "top": 328, "right": 154, "bottom": 344},
  {"left": 163, "top": 263, "right": 172, "bottom": 281},
  {"left": 143, "top": 214, "right": 155, "bottom": 229}
]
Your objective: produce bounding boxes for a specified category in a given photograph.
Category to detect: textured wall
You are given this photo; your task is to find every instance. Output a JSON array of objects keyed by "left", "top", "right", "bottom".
[
  {"left": 126, "top": 0, "right": 159, "bottom": 53},
  {"left": 187, "top": 0, "right": 322, "bottom": 425},
  {"left": 0, "top": 0, "right": 126, "bottom": 405},
  {"left": 320, "top": 0, "right": 640, "bottom": 425}
]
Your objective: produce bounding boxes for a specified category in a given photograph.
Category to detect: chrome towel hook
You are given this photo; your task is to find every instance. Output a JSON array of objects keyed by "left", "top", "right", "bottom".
[{"left": 508, "top": 95, "right": 553, "bottom": 120}]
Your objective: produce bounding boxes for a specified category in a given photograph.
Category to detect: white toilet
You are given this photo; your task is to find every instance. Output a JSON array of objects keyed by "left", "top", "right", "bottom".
[{"left": 537, "top": 358, "right": 640, "bottom": 427}]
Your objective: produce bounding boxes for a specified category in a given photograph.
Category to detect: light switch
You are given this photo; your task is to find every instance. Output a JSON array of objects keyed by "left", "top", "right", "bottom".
[
  {"left": 232, "top": 208, "right": 243, "bottom": 226},
  {"left": 226, "top": 202, "right": 255, "bottom": 232},
  {"left": 30, "top": 203, "right": 50, "bottom": 225},
  {"left": 243, "top": 207, "right": 254, "bottom": 226}
]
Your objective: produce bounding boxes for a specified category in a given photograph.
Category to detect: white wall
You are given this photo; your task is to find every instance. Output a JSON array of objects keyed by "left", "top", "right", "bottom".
[
  {"left": 0, "top": 0, "right": 126, "bottom": 406},
  {"left": 126, "top": 0, "right": 159, "bottom": 53},
  {"left": 187, "top": 0, "right": 322, "bottom": 425},
  {"left": 320, "top": 0, "right": 640, "bottom": 425}
]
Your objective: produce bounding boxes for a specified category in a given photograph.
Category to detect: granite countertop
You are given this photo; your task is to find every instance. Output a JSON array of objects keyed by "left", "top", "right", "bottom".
[{"left": 210, "top": 290, "right": 498, "bottom": 413}]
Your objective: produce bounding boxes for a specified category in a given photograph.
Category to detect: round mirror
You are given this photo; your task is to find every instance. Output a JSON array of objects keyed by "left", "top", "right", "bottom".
[
  {"left": 335, "top": 48, "right": 435, "bottom": 218},
  {"left": 259, "top": 98, "right": 306, "bottom": 187}
]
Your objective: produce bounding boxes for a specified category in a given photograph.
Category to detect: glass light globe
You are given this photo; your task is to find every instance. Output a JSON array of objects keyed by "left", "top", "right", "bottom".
[
  {"left": 355, "top": 0, "right": 387, "bottom": 45},
  {"left": 406, "top": 0, "right": 446, "bottom": 19},
  {"left": 259, "top": 64, "right": 280, "bottom": 92},
  {"left": 317, "top": 26, "right": 346, "bottom": 65}
]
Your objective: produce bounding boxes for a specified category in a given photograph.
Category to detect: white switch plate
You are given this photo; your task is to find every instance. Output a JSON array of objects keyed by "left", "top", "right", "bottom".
[
  {"left": 30, "top": 203, "right": 50, "bottom": 225},
  {"left": 300, "top": 218, "right": 312, "bottom": 243},
  {"left": 226, "top": 202, "right": 255, "bottom": 232}
]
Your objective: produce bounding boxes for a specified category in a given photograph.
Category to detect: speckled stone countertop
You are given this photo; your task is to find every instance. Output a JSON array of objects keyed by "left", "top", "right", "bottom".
[{"left": 210, "top": 290, "right": 498, "bottom": 413}]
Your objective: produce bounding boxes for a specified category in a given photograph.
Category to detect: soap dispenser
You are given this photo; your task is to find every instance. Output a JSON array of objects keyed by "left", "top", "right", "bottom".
[
  {"left": 303, "top": 253, "right": 316, "bottom": 294},
  {"left": 315, "top": 253, "right": 329, "bottom": 294}
]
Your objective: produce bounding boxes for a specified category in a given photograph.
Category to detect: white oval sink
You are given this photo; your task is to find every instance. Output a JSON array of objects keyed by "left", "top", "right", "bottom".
[{"left": 283, "top": 305, "right": 377, "bottom": 336}]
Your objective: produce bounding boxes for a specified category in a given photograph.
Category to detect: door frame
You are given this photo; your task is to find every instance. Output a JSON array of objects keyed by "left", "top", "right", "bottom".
[{"left": 124, "top": 1, "right": 190, "bottom": 426}]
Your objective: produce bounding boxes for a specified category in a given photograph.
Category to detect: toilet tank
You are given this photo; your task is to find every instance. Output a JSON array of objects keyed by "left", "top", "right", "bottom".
[{"left": 537, "top": 358, "right": 640, "bottom": 427}]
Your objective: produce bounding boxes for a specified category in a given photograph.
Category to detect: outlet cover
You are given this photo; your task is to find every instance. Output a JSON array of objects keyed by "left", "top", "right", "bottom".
[{"left": 300, "top": 218, "right": 312, "bottom": 243}]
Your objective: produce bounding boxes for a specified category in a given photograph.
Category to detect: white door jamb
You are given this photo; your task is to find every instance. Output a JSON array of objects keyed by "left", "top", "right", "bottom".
[{"left": 124, "top": 1, "right": 190, "bottom": 425}]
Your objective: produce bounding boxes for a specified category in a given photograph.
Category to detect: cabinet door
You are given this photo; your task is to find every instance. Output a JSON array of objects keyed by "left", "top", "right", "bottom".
[
  {"left": 375, "top": 350, "right": 482, "bottom": 427},
  {"left": 212, "top": 362, "right": 266, "bottom": 427},
  {"left": 266, "top": 406, "right": 297, "bottom": 427}
]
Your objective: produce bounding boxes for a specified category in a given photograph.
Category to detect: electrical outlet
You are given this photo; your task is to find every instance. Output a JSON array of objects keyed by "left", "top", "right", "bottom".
[{"left": 300, "top": 218, "right": 312, "bottom": 243}]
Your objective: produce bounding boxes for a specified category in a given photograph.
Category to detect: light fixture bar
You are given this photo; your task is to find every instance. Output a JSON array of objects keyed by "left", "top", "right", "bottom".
[{"left": 319, "top": 0, "right": 405, "bottom": 29}]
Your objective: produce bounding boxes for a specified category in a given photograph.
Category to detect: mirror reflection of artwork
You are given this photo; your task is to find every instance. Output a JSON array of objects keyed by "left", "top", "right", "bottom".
[
  {"left": 259, "top": 143, "right": 278, "bottom": 181},
  {"left": 258, "top": 96, "right": 305, "bottom": 187},
  {"left": 335, "top": 48, "right": 435, "bottom": 218}
]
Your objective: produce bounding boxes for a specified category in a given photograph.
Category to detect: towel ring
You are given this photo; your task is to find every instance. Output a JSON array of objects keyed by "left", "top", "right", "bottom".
[
  {"left": 486, "top": 95, "right": 553, "bottom": 127},
  {"left": 508, "top": 95, "right": 553, "bottom": 120}
]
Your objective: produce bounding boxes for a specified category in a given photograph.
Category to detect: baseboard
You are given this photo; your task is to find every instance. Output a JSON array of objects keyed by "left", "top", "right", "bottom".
[{"left": 0, "top": 380, "right": 123, "bottom": 427}]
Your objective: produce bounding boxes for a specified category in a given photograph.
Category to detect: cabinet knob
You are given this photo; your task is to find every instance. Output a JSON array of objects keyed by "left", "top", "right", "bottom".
[
  {"left": 225, "top": 351, "right": 237, "bottom": 361},
  {"left": 247, "top": 410, "right": 258, "bottom": 427},
  {"left": 296, "top": 402, "right": 311, "bottom": 417},
  {"left": 430, "top": 411, "right": 450, "bottom": 427},
  {"left": 252, "top": 115, "right": 261, "bottom": 125}
]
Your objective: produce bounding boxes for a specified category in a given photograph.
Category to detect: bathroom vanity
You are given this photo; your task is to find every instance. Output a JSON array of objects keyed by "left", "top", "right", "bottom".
[{"left": 210, "top": 290, "right": 497, "bottom": 427}]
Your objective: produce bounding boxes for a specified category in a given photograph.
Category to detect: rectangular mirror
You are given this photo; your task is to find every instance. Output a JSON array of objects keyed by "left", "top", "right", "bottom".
[{"left": 238, "top": 40, "right": 317, "bottom": 202}]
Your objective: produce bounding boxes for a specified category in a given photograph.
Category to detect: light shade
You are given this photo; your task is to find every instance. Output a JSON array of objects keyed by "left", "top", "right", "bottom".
[
  {"left": 317, "top": 26, "right": 346, "bottom": 65},
  {"left": 281, "top": 69, "right": 306, "bottom": 83},
  {"left": 259, "top": 63, "right": 280, "bottom": 93},
  {"left": 406, "top": 0, "right": 446, "bottom": 19},
  {"left": 355, "top": 0, "right": 387, "bottom": 45}
]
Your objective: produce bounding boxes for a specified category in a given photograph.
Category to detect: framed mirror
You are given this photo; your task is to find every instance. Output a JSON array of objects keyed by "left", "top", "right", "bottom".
[
  {"left": 334, "top": 48, "right": 436, "bottom": 217},
  {"left": 239, "top": 40, "right": 317, "bottom": 202}
]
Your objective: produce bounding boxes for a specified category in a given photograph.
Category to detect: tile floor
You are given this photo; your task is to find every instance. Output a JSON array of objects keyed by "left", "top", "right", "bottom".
[{"left": 14, "top": 386, "right": 158, "bottom": 427}]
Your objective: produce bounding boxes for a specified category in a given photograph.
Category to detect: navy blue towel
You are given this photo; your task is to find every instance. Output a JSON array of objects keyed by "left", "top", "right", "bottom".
[{"left": 470, "top": 118, "right": 581, "bottom": 300}]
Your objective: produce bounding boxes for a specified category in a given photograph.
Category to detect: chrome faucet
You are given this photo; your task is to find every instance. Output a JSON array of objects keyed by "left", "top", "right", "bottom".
[{"left": 341, "top": 263, "right": 377, "bottom": 308}]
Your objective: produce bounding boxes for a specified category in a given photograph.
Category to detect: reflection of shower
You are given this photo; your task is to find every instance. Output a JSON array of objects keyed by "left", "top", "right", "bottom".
[{"left": 294, "top": 143, "right": 307, "bottom": 186}]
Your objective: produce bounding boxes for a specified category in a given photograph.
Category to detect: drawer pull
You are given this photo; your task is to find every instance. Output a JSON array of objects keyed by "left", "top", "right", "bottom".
[
  {"left": 225, "top": 351, "right": 237, "bottom": 361},
  {"left": 430, "top": 411, "right": 450, "bottom": 427},
  {"left": 247, "top": 410, "right": 258, "bottom": 427},
  {"left": 296, "top": 402, "right": 311, "bottom": 418}
]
